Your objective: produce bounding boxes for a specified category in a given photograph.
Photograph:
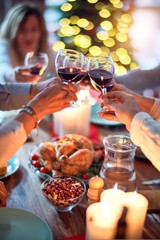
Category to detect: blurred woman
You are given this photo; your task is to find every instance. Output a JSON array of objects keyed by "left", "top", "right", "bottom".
[{"left": 0, "top": 2, "right": 57, "bottom": 83}]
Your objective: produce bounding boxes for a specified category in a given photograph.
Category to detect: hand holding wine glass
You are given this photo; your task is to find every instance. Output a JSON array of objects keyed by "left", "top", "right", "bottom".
[
  {"left": 87, "top": 56, "right": 115, "bottom": 112},
  {"left": 24, "top": 52, "right": 49, "bottom": 82},
  {"left": 55, "top": 49, "right": 86, "bottom": 107}
]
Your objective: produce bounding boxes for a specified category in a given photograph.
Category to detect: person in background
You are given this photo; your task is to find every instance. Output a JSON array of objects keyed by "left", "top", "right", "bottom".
[
  {"left": 115, "top": 65, "right": 160, "bottom": 98},
  {"left": 0, "top": 78, "right": 77, "bottom": 206},
  {"left": 0, "top": 2, "right": 57, "bottom": 84},
  {"left": 99, "top": 83, "right": 160, "bottom": 172}
]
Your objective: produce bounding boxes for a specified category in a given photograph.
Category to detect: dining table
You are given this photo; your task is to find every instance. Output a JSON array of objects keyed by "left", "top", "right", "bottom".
[{"left": 2, "top": 114, "right": 160, "bottom": 240}]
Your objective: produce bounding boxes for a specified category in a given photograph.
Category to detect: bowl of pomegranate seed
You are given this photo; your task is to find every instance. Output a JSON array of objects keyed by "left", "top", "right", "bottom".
[{"left": 41, "top": 176, "right": 86, "bottom": 212}]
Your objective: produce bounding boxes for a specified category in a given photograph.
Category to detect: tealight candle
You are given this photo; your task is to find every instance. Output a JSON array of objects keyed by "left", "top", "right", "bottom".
[
  {"left": 124, "top": 191, "right": 148, "bottom": 239},
  {"left": 86, "top": 202, "right": 119, "bottom": 240}
]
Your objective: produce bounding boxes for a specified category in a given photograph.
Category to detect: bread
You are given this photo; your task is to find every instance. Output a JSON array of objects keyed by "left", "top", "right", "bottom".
[
  {"left": 37, "top": 134, "right": 94, "bottom": 175},
  {"left": 0, "top": 163, "right": 7, "bottom": 176}
]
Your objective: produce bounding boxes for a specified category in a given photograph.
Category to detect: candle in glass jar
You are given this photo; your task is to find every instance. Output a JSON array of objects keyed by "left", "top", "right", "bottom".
[
  {"left": 124, "top": 191, "right": 148, "bottom": 239},
  {"left": 86, "top": 202, "right": 119, "bottom": 240}
]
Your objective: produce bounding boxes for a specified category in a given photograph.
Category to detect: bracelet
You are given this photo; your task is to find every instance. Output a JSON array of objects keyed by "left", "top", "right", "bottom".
[{"left": 19, "top": 106, "right": 39, "bottom": 129}]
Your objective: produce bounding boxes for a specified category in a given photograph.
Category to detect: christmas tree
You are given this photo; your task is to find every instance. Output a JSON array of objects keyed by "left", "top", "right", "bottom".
[{"left": 51, "top": 0, "right": 138, "bottom": 75}]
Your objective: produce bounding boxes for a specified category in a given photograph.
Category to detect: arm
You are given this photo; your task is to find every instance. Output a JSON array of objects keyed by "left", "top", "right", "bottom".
[
  {"left": 130, "top": 113, "right": 160, "bottom": 171},
  {"left": 0, "top": 81, "right": 77, "bottom": 164},
  {"left": 99, "top": 91, "right": 160, "bottom": 171},
  {"left": 0, "top": 77, "right": 63, "bottom": 110},
  {"left": 115, "top": 66, "right": 160, "bottom": 93}
]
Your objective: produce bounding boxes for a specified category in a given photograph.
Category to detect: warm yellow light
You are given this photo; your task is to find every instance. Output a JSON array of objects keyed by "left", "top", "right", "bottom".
[
  {"left": 116, "top": 48, "right": 127, "bottom": 57},
  {"left": 103, "top": 38, "right": 115, "bottom": 47},
  {"left": 119, "top": 54, "right": 131, "bottom": 65},
  {"left": 130, "top": 62, "right": 139, "bottom": 70},
  {"left": 61, "top": 3, "right": 72, "bottom": 12},
  {"left": 110, "top": 51, "right": 119, "bottom": 62},
  {"left": 89, "top": 46, "right": 102, "bottom": 56},
  {"left": 110, "top": 0, "right": 120, "bottom": 4},
  {"left": 121, "top": 14, "right": 132, "bottom": 24},
  {"left": 85, "top": 21, "right": 94, "bottom": 30},
  {"left": 101, "top": 21, "right": 113, "bottom": 31},
  {"left": 116, "top": 32, "right": 128, "bottom": 42},
  {"left": 100, "top": 46, "right": 110, "bottom": 56},
  {"left": 115, "top": 65, "right": 127, "bottom": 75},
  {"left": 52, "top": 41, "right": 66, "bottom": 52},
  {"left": 70, "top": 16, "right": 80, "bottom": 24},
  {"left": 77, "top": 18, "right": 89, "bottom": 28},
  {"left": 72, "top": 26, "right": 81, "bottom": 35},
  {"left": 68, "top": 0, "right": 76, "bottom": 2},
  {"left": 74, "top": 35, "right": 91, "bottom": 48},
  {"left": 87, "top": 0, "right": 98, "bottom": 3},
  {"left": 108, "top": 28, "right": 116, "bottom": 37},
  {"left": 95, "top": 2, "right": 105, "bottom": 10},
  {"left": 99, "top": 9, "right": 111, "bottom": 18},
  {"left": 96, "top": 31, "right": 108, "bottom": 41},
  {"left": 59, "top": 18, "right": 70, "bottom": 27},
  {"left": 113, "top": 2, "right": 123, "bottom": 9},
  {"left": 60, "top": 26, "right": 75, "bottom": 36}
]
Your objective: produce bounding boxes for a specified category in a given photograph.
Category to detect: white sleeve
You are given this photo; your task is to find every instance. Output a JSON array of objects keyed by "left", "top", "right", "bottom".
[
  {"left": 130, "top": 112, "right": 160, "bottom": 171},
  {"left": 0, "top": 119, "right": 27, "bottom": 165}
]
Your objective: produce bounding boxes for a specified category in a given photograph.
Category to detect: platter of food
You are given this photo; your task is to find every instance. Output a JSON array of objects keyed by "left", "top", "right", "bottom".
[{"left": 28, "top": 134, "right": 104, "bottom": 182}]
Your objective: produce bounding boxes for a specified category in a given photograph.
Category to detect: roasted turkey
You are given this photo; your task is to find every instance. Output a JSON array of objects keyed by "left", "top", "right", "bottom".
[{"left": 37, "top": 134, "right": 96, "bottom": 175}]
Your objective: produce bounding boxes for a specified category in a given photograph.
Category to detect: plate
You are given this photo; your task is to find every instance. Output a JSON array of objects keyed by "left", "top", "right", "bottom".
[
  {"left": 0, "top": 208, "right": 53, "bottom": 240},
  {"left": 90, "top": 103, "right": 122, "bottom": 126},
  {"left": 0, "top": 156, "right": 20, "bottom": 180}
]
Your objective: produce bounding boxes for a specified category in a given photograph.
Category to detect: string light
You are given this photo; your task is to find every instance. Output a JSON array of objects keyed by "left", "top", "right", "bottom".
[{"left": 51, "top": 0, "right": 138, "bottom": 74}]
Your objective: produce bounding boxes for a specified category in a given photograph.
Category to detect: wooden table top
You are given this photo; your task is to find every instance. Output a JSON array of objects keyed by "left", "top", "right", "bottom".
[{"left": 2, "top": 115, "right": 160, "bottom": 240}]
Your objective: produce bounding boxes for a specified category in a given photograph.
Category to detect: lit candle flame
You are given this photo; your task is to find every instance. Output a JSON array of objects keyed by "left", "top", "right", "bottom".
[
  {"left": 113, "top": 183, "right": 118, "bottom": 190},
  {"left": 69, "top": 67, "right": 73, "bottom": 73}
]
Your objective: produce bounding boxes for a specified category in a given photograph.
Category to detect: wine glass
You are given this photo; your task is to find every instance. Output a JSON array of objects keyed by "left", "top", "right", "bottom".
[
  {"left": 55, "top": 49, "right": 86, "bottom": 107},
  {"left": 87, "top": 56, "right": 115, "bottom": 112},
  {"left": 24, "top": 52, "right": 49, "bottom": 81}
]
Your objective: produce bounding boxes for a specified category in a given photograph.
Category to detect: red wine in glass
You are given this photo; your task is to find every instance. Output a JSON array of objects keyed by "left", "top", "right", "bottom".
[
  {"left": 57, "top": 67, "right": 81, "bottom": 83},
  {"left": 89, "top": 68, "right": 113, "bottom": 94}
]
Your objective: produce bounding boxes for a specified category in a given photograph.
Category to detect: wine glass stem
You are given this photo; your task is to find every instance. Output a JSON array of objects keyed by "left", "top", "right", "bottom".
[{"left": 102, "top": 87, "right": 107, "bottom": 95}]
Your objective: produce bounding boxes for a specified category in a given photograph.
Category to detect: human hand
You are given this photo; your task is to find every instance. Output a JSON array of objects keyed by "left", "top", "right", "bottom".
[
  {"left": 15, "top": 66, "right": 40, "bottom": 83},
  {"left": 98, "top": 91, "right": 141, "bottom": 131},
  {"left": 28, "top": 81, "right": 77, "bottom": 120},
  {"left": 0, "top": 181, "right": 8, "bottom": 207}
]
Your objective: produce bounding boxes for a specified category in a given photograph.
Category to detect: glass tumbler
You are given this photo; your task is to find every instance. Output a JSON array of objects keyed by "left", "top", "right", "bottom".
[{"left": 99, "top": 135, "right": 137, "bottom": 192}]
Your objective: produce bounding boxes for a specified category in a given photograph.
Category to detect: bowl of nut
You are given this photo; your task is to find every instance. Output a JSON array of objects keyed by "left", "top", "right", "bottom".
[{"left": 41, "top": 176, "right": 86, "bottom": 212}]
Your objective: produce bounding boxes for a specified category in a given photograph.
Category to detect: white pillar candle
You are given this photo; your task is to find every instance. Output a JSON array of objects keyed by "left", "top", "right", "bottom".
[
  {"left": 100, "top": 188, "right": 125, "bottom": 218},
  {"left": 86, "top": 202, "right": 119, "bottom": 240},
  {"left": 54, "top": 103, "right": 91, "bottom": 137},
  {"left": 124, "top": 192, "right": 148, "bottom": 239}
]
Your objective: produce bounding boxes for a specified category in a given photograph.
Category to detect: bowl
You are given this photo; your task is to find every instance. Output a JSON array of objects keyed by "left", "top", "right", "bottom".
[{"left": 41, "top": 176, "right": 86, "bottom": 212}]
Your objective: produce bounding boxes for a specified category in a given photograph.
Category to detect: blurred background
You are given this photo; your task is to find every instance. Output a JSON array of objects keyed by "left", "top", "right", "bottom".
[{"left": 0, "top": 0, "right": 160, "bottom": 76}]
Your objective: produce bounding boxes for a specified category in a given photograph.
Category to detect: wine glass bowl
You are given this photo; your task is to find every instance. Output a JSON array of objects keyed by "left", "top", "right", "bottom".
[
  {"left": 88, "top": 56, "right": 114, "bottom": 94},
  {"left": 55, "top": 49, "right": 86, "bottom": 107},
  {"left": 87, "top": 56, "right": 115, "bottom": 112},
  {"left": 24, "top": 52, "right": 49, "bottom": 77}
]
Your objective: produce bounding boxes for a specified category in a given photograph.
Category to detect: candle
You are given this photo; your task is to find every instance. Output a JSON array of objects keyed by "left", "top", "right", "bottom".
[
  {"left": 86, "top": 202, "right": 119, "bottom": 240},
  {"left": 124, "top": 192, "right": 148, "bottom": 239},
  {"left": 100, "top": 187, "right": 125, "bottom": 218},
  {"left": 54, "top": 103, "right": 91, "bottom": 137}
]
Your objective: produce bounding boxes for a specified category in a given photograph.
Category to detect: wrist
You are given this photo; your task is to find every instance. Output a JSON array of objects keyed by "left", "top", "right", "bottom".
[{"left": 19, "top": 105, "right": 40, "bottom": 129}]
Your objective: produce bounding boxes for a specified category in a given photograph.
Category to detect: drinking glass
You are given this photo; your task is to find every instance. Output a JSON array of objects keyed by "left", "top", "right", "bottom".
[
  {"left": 55, "top": 49, "right": 87, "bottom": 107},
  {"left": 87, "top": 56, "right": 115, "bottom": 112},
  {"left": 24, "top": 52, "right": 49, "bottom": 80},
  {"left": 99, "top": 135, "right": 137, "bottom": 192}
]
